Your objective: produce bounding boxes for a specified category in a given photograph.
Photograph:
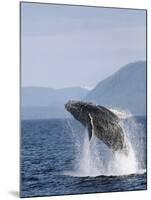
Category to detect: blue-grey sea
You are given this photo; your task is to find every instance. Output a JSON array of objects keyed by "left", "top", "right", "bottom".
[{"left": 21, "top": 116, "right": 147, "bottom": 198}]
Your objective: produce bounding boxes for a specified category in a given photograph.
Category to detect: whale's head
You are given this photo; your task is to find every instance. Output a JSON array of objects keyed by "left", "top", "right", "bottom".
[
  {"left": 65, "top": 100, "right": 91, "bottom": 125},
  {"left": 65, "top": 100, "right": 84, "bottom": 117}
]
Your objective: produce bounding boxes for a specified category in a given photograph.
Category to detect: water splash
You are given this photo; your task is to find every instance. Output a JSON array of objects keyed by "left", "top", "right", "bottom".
[
  {"left": 63, "top": 129, "right": 103, "bottom": 177},
  {"left": 76, "top": 130, "right": 102, "bottom": 177},
  {"left": 63, "top": 110, "right": 146, "bottom": 177},
  {"left": 108, "top": 140, "right": 138, "bottom": 176},
  {"left": 110, "top": 107, "right": 132, "bottom": 119}
]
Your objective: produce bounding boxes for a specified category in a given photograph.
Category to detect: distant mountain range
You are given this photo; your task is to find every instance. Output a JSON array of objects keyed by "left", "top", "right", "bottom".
[
  {"left": 22, "top": 61, "right": 146, "bottom": 119},
  {"left": 85, "top": 61, "right": 146, "bottom": 115},
  {"left": 21, "top": 87, "right": 89, "bottom": 119}
]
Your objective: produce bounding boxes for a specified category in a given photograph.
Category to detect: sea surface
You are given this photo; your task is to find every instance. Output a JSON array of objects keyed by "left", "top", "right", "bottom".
[{"left": 21, "top": 116, "right": 147, "bottom": 198}]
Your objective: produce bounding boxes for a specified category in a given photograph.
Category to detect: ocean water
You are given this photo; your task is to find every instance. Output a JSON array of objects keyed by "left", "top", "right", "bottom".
[{"left": 20, "top": 116, "right": 147, "bottom": 198}]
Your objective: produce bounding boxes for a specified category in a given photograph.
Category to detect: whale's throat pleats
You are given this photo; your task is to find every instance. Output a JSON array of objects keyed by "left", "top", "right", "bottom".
[{"left": 87, "top": 114, "right": 94, "bottom": 141}]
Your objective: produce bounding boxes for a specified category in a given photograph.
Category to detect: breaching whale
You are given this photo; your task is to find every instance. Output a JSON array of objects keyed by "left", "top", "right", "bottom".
[{"left": 65, "top": 100, "right": 127, "bottom": 152}]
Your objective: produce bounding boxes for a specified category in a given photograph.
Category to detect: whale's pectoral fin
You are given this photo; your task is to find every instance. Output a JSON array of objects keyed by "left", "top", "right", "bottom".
[{"left": 87, "top": 121, "right": 92, "bottom": 140}]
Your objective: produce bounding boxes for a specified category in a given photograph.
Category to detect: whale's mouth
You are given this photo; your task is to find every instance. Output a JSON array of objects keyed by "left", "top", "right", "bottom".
[
  {"left": 65, "top": 100, "right": 82, "bottom": 121},
  {"left": 65, "top": 100, "right": 78, "bottom": 111}
]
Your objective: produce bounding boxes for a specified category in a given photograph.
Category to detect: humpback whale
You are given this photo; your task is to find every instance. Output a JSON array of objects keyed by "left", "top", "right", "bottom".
[{"left": 65, "top": 100, "right": 127, "bottom": 152}]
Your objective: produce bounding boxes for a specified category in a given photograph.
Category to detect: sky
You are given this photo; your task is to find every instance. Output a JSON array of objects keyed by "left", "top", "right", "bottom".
[{"left": 21, "top": 2, "right": 146, "bottom": 89}]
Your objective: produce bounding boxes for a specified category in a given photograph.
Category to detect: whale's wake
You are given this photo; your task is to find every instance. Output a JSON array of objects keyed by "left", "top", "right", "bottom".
[{"left": 63, "top": 110, "right": 146, "bottom": 177}]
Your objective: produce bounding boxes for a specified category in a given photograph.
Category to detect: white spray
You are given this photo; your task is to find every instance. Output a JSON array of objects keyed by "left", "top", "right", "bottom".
[{"left": 64, "top": 109, "right": 145, "bottom": 177}]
